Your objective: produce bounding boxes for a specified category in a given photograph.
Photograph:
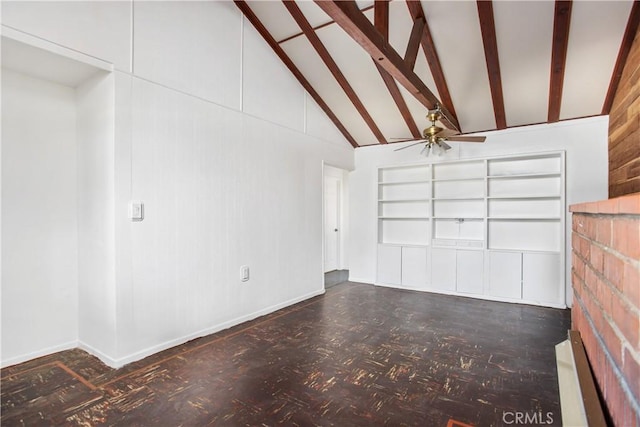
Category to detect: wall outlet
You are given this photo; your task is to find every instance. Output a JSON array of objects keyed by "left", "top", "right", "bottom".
[{"left": 240, "top": 265, "right": 250, "bottom": 282}]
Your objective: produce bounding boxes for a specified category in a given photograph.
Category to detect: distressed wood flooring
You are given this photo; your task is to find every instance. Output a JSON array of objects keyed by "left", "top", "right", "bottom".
[{"left": 1, "top": 282, "right": 570, "bottom": 426}]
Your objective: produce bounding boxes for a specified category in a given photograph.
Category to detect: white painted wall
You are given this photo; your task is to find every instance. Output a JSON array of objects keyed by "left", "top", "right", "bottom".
[
  {"left": 76, "top": 71, "right": 118, "bottom": 360},
  {"left": 1, "top": 1, "right": 354, "bottom": 367},
  {"left": 133, "top": 1, "right": 242, "bottom": 110},
  {"left": 349, "top": 116, "right": 610, "bottom": 306},
  {"left": 111, "top": 74, "right": 352, "bottom": 364},
  {"left": 243, "top": 14, "right": 304, "bottom": 132},
  {"left": 1, "top": 1, "right": 132, "bottom": 72},
  {"left": 1, "top": 69, "right": 79, "bottom": 365}
]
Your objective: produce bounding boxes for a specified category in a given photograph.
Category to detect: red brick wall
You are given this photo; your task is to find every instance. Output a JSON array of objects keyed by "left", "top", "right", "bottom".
[{"left": 570, "top": 194, "right": 640, "bottom": 426}]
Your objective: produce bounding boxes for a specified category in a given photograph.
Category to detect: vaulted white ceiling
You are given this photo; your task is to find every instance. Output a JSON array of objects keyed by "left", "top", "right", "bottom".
[{"left": 239, "top": 1, "right": 638, "bottom": 147}]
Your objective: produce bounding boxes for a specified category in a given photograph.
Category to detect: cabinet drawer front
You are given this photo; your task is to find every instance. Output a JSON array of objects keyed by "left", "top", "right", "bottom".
[
  {"left": 377, "top": 245, "right": 401, "bottom": 285},
  {"left": 430, "top": 248, "right": 456, "bottom": 292},
  {"left": 457, "top": 250, "right": 484, "bottom": 295},
  {"left": 487, "top": 251, "right": 522, "bottom": 299},
  {"left": 522, "top": 252, "right": 562, "bottom": 304},
  {"left": 401, "top": 246, "right": 428, "bottom": 287}
]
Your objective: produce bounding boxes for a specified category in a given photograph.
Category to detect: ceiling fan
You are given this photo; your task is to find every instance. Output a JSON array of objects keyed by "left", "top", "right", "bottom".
[{"left": 393, "top": 105, "right": 486, "bottom": 156}]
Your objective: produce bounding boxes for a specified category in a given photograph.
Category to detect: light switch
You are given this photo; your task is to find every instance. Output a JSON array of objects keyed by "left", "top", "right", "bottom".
[
  {"left": 129, "top": 201, "right": 144, "bottom": 221},
  {"left": 240, "top": 265, "right": 250, "bottom": 282}
]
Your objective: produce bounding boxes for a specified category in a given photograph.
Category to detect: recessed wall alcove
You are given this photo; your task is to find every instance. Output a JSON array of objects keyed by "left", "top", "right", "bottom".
[{"left": 2, "top": 27, "right": 116, "bottom": 367}]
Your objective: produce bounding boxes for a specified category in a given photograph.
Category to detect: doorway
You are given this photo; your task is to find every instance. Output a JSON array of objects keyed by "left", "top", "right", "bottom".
[{"left": 323, "top": 165, "right": 349, "bottom": 287}]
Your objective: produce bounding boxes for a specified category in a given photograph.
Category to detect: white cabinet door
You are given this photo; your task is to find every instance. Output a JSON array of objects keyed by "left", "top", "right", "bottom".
[
  {"left": 377, "top": 244, "right": 401, "bottom": 285},
  {"left": 457, "top": 250, "right": 484, "bottom": 294},
  {"left": 487, "top": 251, "right": 522, "bottom": 299},
  {"left": 430, "top": 248, "right": 456, "bottom": 291},
  {"left": 402, "top": 246, "right": 428, "bottom": 287},
  {"left": 523, "top": 252, "right": 562, "bottom": 305}
]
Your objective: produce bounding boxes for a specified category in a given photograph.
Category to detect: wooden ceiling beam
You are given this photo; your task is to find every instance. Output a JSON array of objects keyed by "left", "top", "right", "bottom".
[
  {"left": 374, "top": 0, "right": 421, "bottom": 139},
  {"left": 548, "top": 0, "right": 572, "bottom": 123},
  {"left": 234, "top": 1, "right": 359, "bottom": 148},
  {"left": 315, "top": 0, "right": 460, "bottom": 132},
  {"left": 283, "top": 0, "right": 387, "bottom": 144},
  {"left": 278, "top": 4, "right": 374, "bottom": 44},
  {"left": 602, "top": 1, "right": 640, "bottom": 115},
  {"left": 404, "top": 17, "right": 425, "bottom": 71},
  {"left": 405, "top": 1, "right": 457, "bottom": 121},
  {"left": 374, "top": 0, "right": 389, "bottom": 40},
  {"left": 477, "top": 1, "right": 507, "bottom": 129}
]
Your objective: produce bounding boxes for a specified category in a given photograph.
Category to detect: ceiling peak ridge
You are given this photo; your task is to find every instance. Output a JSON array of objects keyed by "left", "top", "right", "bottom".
[{"left": 315, "top": 0, "right": 460, "bottom": 132}]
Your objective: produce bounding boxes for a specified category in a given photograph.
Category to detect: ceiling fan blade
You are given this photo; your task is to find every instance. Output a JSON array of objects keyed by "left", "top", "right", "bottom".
[
  {"left": 389, "top": 138, "right": 419, "bottom": 143},
  {"left": 447, "top": 135, "right": 486, "bottom": 143},
  {"left": 434, "top": 129, "right": 459, "bottom": 138},
  {"left": 439, "top": 141, "right": 452, "bottom": 151},
  {"left": 393, "top": 140, "right": 426, "bottom": 151}
]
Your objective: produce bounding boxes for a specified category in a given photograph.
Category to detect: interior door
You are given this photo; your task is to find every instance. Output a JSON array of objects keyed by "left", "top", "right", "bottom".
[{"left": 324, "top": 175, "right": 340, "bottom": 272}]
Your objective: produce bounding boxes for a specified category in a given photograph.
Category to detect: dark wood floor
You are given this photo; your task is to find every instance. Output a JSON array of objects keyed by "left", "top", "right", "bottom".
[{"left": 1, "top": 282, "right": 570, "bottom": 426}]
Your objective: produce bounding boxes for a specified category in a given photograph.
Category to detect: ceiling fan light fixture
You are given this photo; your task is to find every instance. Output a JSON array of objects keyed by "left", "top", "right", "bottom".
[
  {"left": 432, "top": 142, "right": 445, "bottom": 157},
  {"left": 418, "top": 141, "right": 446, "bottom": 158},
  {"left": 392, "top": 104, "right": 485, "bottom": 155}
]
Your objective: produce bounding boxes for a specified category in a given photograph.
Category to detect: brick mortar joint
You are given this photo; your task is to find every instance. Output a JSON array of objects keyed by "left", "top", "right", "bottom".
[
  {"left": 624, "top": 342, "right": 640, "bottom": 368},
  {"left": 572, "top": 212, "right": 640, "bottom": 220},
  {"left": 572, "top": 292, "right": 640, "bottom": 415},
  {"left": 572, "top": 266, "right": 639, "bottom": 354},
  {"left": 571, "top": 247, "right": 640, "bottom": 316},
  {"left": 572, "top": 228, "right": 640, "bottom": 271}
]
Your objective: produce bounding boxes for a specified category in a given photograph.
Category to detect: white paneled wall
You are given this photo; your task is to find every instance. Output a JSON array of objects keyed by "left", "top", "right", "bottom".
[
  {"left": 133, "top": 1, "right": 242, "bottom": 110},
  {"left": 113, "top": 74, "right": 352, "bottom": 363},
  {"left": 242, "top": 17, "right": 305, "bottom": 132},
  {"left": 1, "top": 1, "right": 354, "bottom": 368},
  {"left": 1, "top": 70, "right": 79, "bottom": 365},
  {"left": 1, "top": 1, "right": 132, "bottom": 72}
]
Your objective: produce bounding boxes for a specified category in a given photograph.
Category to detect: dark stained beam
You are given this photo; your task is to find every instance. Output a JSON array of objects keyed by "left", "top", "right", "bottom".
[
  {"left": 374, "top": 63, "right": 421, "bottom": 139},
  {"left": 374, "top": 0, "right": 421, "bottom": 139},
  {"left": 405, "top": 1, "right": 457, "bottom": 120},
  {"left": 602, "top": 1, "right": 640, "bottom": 114},
  {"left": 278, "top": 4, "right": 374, "bottom": 44},
  {"left": 315, "top": 0, "right": 460, "bottom": 132},
  {"left": 283, "top": 0, "right": 387, "bottom": 144},
  {"left": 548, "top": 0, "right": 573, "bottom": 123},
  {"left": 374, "top": 0, "right": 389, "bottom": 39},
  {"left": 234, "top": 1, "right": 359, "bottom": 148},
  {"left": 477, "top": 1, "right": 507, "bottom": 129},
  {"left": 404, "top": 17, "right": 425, "bottom": 70}
]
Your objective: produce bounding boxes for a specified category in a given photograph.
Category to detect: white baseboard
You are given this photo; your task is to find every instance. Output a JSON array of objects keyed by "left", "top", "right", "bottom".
[
  {"left": 1, "top": 340, "right": 77, "bottom": 369},
  {"left": 99, "top": 289, "right": 326, "bottom": 368},
  {"left": 374, "top": 281, "right": 425, "bottom": 291},
  {"left": 345, "top": 277, "right": 374, "bottom": 285},
  {"left": 374, "top": 282, "right": 567, "bottom": 309},
  {"left": 3, "top": 290, "right": 326, "bottom": 370},
  {"left": 76, "top": 341, "right": 120, "bottom": 368}
]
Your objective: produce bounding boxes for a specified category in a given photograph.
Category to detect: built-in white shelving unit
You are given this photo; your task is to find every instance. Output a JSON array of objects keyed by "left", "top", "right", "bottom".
[
  {"left": 376, "top": 151, "right": 566, "bottom": 308},
  {"left": 377, "top": 165, "right": 431, "bottom": 247}
]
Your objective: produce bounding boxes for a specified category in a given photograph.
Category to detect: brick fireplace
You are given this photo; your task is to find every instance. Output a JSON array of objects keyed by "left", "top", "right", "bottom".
[{"left": 570, "top": 194, "right": 640, "bottom": 426}]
